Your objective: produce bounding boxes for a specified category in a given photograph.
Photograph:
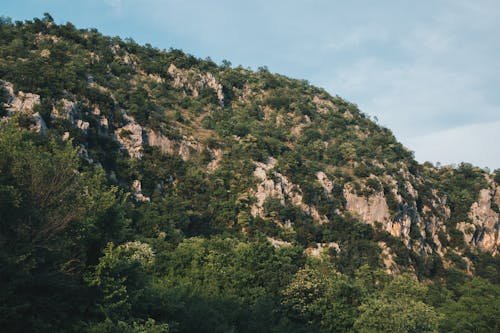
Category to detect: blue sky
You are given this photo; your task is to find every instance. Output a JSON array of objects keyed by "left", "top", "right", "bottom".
[{"left": 3, "top": 0, "right": 500, "bottom": 169}]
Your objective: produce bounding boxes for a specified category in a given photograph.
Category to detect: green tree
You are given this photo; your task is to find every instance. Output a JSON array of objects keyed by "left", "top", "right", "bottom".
[
  {"left": 281, "top": 266, "right": 361, "bottom": 332},
  {"left": 0, "top": 122, "right": 119, "bottom": 332},
  {"left": 439, "top": 278, "right": 500, "bottom": 332},
  {"left": 354, "top": 274, "right": 442, "bottom": 333}
]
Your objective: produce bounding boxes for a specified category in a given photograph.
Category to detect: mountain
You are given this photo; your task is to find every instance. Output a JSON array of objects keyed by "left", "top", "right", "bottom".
[{"left": 0, "top": 15, "right": 499, "bottom": 333}]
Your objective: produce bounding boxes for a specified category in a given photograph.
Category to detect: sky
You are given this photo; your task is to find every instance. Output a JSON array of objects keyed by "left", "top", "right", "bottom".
[{"left": 3, "top": 0, "right": 500, "bottom": 170}]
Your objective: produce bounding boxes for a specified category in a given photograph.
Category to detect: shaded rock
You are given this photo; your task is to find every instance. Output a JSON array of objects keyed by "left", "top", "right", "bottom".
[{"left": 132, "top": 179, "right": 150, "bottom": 203}]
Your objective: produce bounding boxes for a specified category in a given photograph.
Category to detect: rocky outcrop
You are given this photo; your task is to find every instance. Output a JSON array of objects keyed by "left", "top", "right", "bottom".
[
  {"left": 32, "top": 112, "right": 47, "bottom": 134},
  {"left": 312, "top": 95, "right": 338, "bottom": 114},
  {"left": 1, "top": 81, "right": 47, "bottom": 134},
  {"left": 146, "top": 130, "right": 175, "bottom": 155},
  {"left": 344, "top": 184, "right": 390, "bottom": 225},
  {"left": 316, "top": 171, "right": 333, "bottom": 197},
  {"left": 267, "top": 237, "right": 292, "bottom": 249},
  {"left": 51, "top": 99, "right": 77, "bottom": 121},
  {"left": 343, "top": 181, "right": 447, "bottom": 255},
  {"left": 77, "top": 119, "right": 90, "bottom": 133},
  {"left": 131, "top": 179, "right": 150, "bottom": 203},
  {"left": 305, "top": 242, "right": 340, "bottom": 258},
  {"left": 146, "top": 130, "right": 203, "bottom": 161},
  {"left": 378, "top": 241, "right": 400, "bottom": 274},
  {"left": 458, "top": 188, "right": 500, "bottom": 254},
  {"left": 207, "top": 148, "right": 223, "bottom": 171},
  {"left": 3, "top": 81, "right": 41, "bottom": 113},
  {"left": 168, "top": 64, "right": 224, "bottom": 105},
  {"left": 178, "top": 139, "right": 203, "bottom": 161},
  {"left": 251, "top": 158, "right": 328, "bottom": 224},
  {"left": 115, "top": 116, "right": 144, "bottom": 159}
]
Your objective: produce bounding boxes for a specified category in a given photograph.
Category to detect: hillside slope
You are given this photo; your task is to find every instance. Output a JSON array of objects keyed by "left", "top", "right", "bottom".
[{"left": 0, "top": 15, "right": 499, "bottom": 332}]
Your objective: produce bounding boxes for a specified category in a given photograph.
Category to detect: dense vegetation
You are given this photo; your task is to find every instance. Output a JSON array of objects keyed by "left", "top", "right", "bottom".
[{"left": 0, "top": 15, "right": 499, "bottom": 332}]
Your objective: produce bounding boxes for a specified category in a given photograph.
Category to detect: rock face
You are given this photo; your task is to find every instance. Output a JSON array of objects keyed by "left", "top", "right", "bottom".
[
  {"left": 251, "top": 158, "right": 328, "bottom": 224},
  {"left": 305, "top": 242, "right": 340, "bottom": 258},
  {"left": 3, "top": 81, "right": 41, "bottom": 113},
  {"left": 51, "top": 99, "right": 77, "bottom": 121},
  {"left": 147, "top": 130, "right": 175, "bottom": 155},
  {"left": 312, "top": 95, "right": 338, "bottom": 114},
  {"left": 344, "top": 185, "right": 390, "bottom": 225},
  {"left": 1, "top": 80, "right": 46, "bottom": 134},
  {"left": 343, "top": 180, "right": 448, "bottom": 256},
  {"left": 316, "top": 171, "right": 333, "bottom": 197},
  {"left": 458, "top": 188, "right": 500, "bottom": 254},
  {"left": 168, "top": 64, "right": 224, "bottom": 105},
  {"left": 206, "top": 148, "right": 223, "bottom": 172},
  {"left": 146, "top": 130, "right": 203, "bottom": 161},
  {"left": 132, "top": 179, "right": 150, "bottom": 203},
  {"left": 378, "top": 241, "right": 400, "bottom": 274},
  {"left": 32, "top": 112, "right": 47, "bottom": 134},
  {"left": 116, "top": 118, "right": 144, "bottom": 159}
]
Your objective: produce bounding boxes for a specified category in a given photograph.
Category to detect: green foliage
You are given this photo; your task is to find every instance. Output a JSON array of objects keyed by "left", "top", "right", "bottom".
[
  {"left": 0, "top": 15, "right": 499, "bottom": 333},
  {"left": 439, "top": 278, "right": 500, "bottom": 332},
  {"left": 438, "top": 163, "right": 488, "bottom": 224},
  {"left": 0, "top": 122, "right": 121, "bottom": 332},
  {"left": 354, "top": 274, "right": 442, "bottom": 333},
  {"left": 281, "top": 265, "right": 362, "bottom": 332},
  {"left": 86, "top": 242, "right": 154, "bottom": 320}
]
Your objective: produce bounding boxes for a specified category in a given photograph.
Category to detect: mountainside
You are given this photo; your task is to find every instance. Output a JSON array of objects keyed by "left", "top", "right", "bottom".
[{"left": 1, "top": 15, "right": 499, "bottom": 333}]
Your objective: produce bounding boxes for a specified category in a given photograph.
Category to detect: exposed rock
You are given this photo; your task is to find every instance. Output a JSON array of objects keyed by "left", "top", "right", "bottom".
[
  {"left": 207, "top": 148, "right": 223, "bottom": 171},
  {"left": 78, "top": 145, "right": 93, "bottom": 164},
  {"left": 147, "top": 73, "right": 163, "bottom": 84},
  {"left": 145, "top": 130, "right": 203, "bottom": 161},
  {"left": 344, "top": 184, "right": 390, "bottom": 225},
  {"left": 132, "top": 179, "right": 150, "bottom": 203},
  {"left": 267, "top": 237, "right": 292, "bottom": 249},
  {"left": 32, "top": 112, "right": 47, "bottom": 134},
  {"left": 77, "top": 119, "right": 90, "bottom": 132},
  {"left": 178, "top": 139, "right": 203, "bottom": 161},
  {"left": 316, "top": 171, "right": 333, "bottom": 197},
  {"left": 146, "top": 130, "right": 175, "bottom": 155},
  {"left": 2, "top": 81, "right": 40, "bottom": 113},
  {"left": 123, "top": 53, "right": 138, "bottom": 67},
  {"left": 312, "top": 95, "right": 338, "bottom": 114},
  {"left": 51, "top": 99, "right": 77, "bottom": 121},
  {"left": 35, "top": 32, "right": 60, "bottom": 44},
  {"left": 251, "top": 158, "right": 328, "bottom": 224},
  {"left": 378, "top": 241, "right": 400, "bottom": 274},
  {"left": 1, "top": 81, "right": 47, "bottom": 134},
  {"left": 168, "top": 64, "right": 224, "bottom": 105},
  {"left": 99, "top": 116, "right": 109, "bottom": 134},
  {"left": 40, "top": 49, "right": 51, "bottom": 58},
  {"left": 115, "top": 117, "right": 144, "bottom": 159},
  {"left": 203, "top": 72, "right": 225, "bottom": 105},
  {"left": 305, "top": 242, "right": 340, "bottom": 258},
  {"left": 458, "top": 188, "right": 499, "bottom": 254}
]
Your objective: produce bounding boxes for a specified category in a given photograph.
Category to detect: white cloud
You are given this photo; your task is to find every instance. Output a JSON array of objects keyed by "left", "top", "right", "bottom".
[
  {"left": 405, "top": 121, "right": 500, "bottom": 170},
  {"left": 317, "top": 1, "right": 500, "bottom": 169}
]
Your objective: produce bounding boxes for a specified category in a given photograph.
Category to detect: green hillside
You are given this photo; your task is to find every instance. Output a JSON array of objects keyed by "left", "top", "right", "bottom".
[{"left": 0, "top": 15, "right": 499, "bottom": 332}]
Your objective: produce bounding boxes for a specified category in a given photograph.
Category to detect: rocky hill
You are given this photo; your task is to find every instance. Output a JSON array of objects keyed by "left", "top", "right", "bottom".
[{"left": 0, "top": 15, "right": 499, "bottom": 333}]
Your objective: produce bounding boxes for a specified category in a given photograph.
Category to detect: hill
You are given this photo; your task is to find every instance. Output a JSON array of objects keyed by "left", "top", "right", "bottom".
[{"left": 0, "top": 14, "right": 499, "bottom": 332}]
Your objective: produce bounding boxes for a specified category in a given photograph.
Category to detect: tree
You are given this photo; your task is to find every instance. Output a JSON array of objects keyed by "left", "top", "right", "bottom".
[
  {"left": 281, "top": 266, "right": 362, "bottom": 332},
  {"left": 439, "top": 278, "right": 500, "bottom": 332},
  {"left": 354, "top": 274, "right": 442, "bottom": 333},
  {"left": 0, "top": 122, "right": 119, "bottom": 332},
  {"left": 86, "top": 242, "right": 155, "bottom": 320}
]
